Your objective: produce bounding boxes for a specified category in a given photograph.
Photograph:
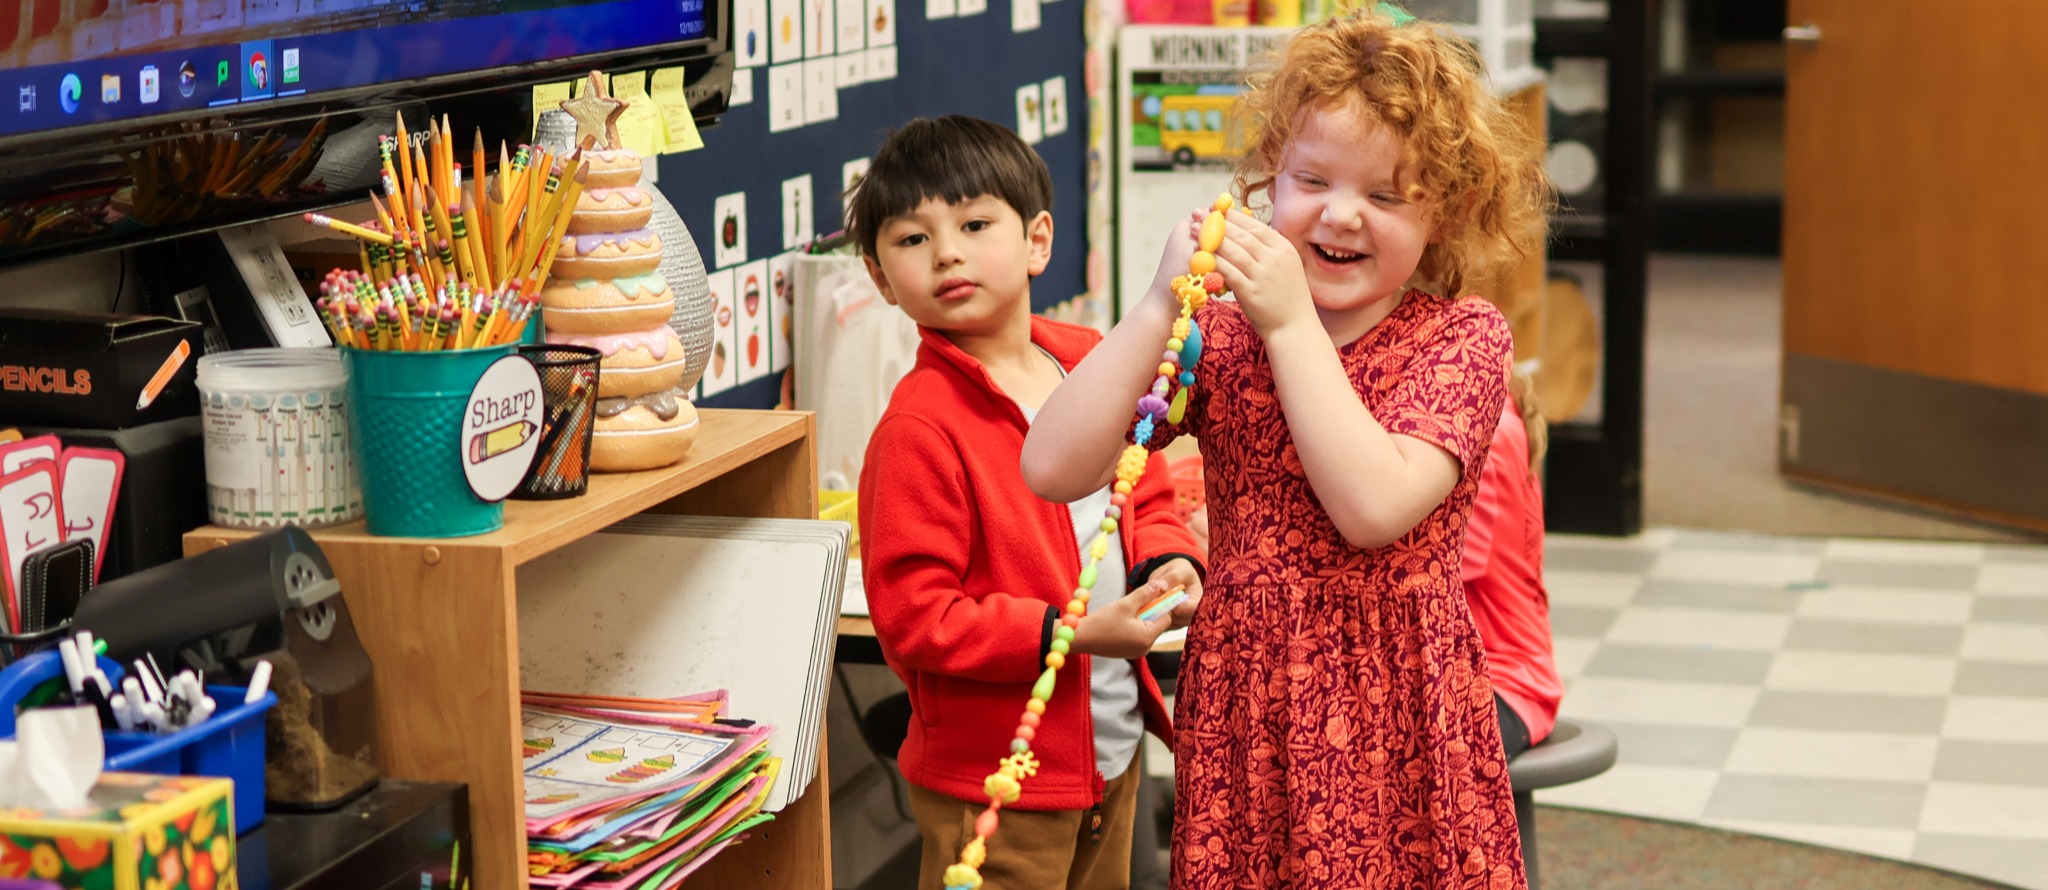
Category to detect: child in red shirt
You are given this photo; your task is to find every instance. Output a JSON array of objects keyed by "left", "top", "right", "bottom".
[
  {"left": 849, "top": 116, "right": 1204, "bottom": 889},
  {"left": 1462, "top": 376, "right": 1565, "bottom": 756}
]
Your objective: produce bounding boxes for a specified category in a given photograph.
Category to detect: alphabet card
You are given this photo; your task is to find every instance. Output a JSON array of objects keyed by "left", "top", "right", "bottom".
[
  {"left": 1015, "top": 82, "right": 1044, "bottom": 144},
  {"left": 713, "top": 192, "right": 749, "bottom": 269},
  {"left": 732, "top": 67, "right": 755, "bottom": 105},
  {"left": 57, "top": 447, "right": 123, "bottom": 581},
  {"left": 782, "top": 174, "right": 815, "bottom": 250},
  {"left": 868, "top": 0, "right": 896, "bottom": 45},
  {"left": 837, "top": 0, "right": 867, "bottom": 55},
  {"left": 864, "top": 45, "right": 898, "bottom": 82},
  {"left": 736, "top": 260, "right": 772, "bottom": 385},
  {"left": 701, "top": 268, "right": 740, "bottom": 398},
  {"left": 1042, "top": 75, "right": 1070, "bottom": 137},
  {"left": 926, "top": 0, "right": 955, "bottom": 20},
  {"left": 957, "top": 0, "right": 986, "bottom": 16},
  {"left": 771, "top": 0, "right": 804, "bottom": 63},
  {"left": 837, "top": 52, "right": 865, "bottom": 88},
  {"left": 842, "top": 156, "right": 871, "bottom": 225},
  {"left": 737, "top": 0, "right": 770, "bottom": 66},
  {"left": 1011, "top": 0, "right": 1040, "bottom": 32},
  {"left": 769, "top": 251, "right": 799, "bottom": 372},
  {"left": 805, "top": 0, "right": 836, "bottom": 57},
  {"left": 0, "top": 463, "right": 62, "bottom": 632}
]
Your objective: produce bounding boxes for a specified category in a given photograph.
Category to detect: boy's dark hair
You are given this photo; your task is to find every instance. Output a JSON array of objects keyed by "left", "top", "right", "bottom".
[{"left": 847, "top": 115, "right": 1054, "bottom": 259}]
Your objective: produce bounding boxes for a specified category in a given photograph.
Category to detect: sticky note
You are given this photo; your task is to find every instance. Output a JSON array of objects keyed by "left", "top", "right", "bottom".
[
  {"left": 531, "top": 82, "right": 572, "bottom": 135},
  {"left": 649, "top": 68, "right": 705, "bottom": 154},
  {"left": 610, "top": 71, "right": 667, "bottom": 156}
]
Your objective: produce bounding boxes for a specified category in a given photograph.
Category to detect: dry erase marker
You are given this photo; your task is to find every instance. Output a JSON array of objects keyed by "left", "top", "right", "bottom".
[
  {"left": 57, "top": 638, "right": 85, "bottom": 695},
  {"left": 136, "top": 340, "right": 192, "bottom": 410},
  {"left": 109, "top": 693, "right": 135, "bottom": 731},
  {"left": 245, "top": 660, "right": 273, "bottom": 704}
]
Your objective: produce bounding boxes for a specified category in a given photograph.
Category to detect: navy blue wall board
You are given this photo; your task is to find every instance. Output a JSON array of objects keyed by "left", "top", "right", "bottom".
[{"left": 653, "top": 0, "right": 1086, "bottom": 409}]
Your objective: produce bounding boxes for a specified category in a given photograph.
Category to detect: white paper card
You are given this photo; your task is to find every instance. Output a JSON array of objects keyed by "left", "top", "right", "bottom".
[
  {"left": 841, "top": 157, "right": 871, "bottom": 225},
  {"left": 1042, "top": 75, "right": 1070, "bottom": 137},
  {"left": 768, "top": 63, "right": 804, "bottom": 132},
  {"left": 731, "top": 67, "right": 755, "bottom": 106},
  {"left": 1015, "top": 82, "right": 1044, "bottom": 144},
  {"left": 1011, "top": 0, "right": 1040, "bottom": 32},
  {"left": 737, "top": 0, "right": 770, "bottom": 67},
  {"left": 926, "top": 0, "right": 955, "bottom": 19},
  {"left": 803, "top": 58, "right": 839, "bottom": 124},
  {"left": 771, "top": 0, "right": 804, "bottom": 63},
  {"left": 769, "top": 251, "right": 798, "bottom": 372},
  {"left": 837, "top": 0, "right": 866, "bottom": 53},
  {"left": 868, "top": 0, "right": 897, "bottom": 44},
  {"left": 805, "top": 0, "right": 836, "bottom": 57},
  {"left": 863, "top": 46, "right": 898, "bottom": 82},
  {"left": 782, "top": 174, "right": 815, "bottom": 250},
  {"left": 712, "top": 192, "right": 749, "bottom": 269},
  {"left": 958, "top": 0, "right": 986, "bottom": 17},
  {"left": 735, "top": 260, "right": 772, "bottom": 384},
  {"left": 701, "top": 268, "right": 739, "bottom": 397},
  {"left": 837, "top": 52, "right": 866, "bottom": 87}
]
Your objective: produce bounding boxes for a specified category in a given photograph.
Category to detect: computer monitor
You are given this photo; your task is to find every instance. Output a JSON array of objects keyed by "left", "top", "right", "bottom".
[{"left": 0, "top": 1, "right": 717, "bottom": 143}]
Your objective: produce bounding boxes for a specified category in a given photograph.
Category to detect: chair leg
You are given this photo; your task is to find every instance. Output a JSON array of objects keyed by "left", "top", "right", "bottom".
[
  {"left": 1515, "top": 790, "right": 1539, "bottom": 890},
  {"left": 885, "top": 760, "right": 914, "bottom": 823}
]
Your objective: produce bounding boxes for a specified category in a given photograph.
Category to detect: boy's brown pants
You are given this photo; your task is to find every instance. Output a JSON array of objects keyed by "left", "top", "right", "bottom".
[{"left": 909, "top": 752, "right": 1143, "bottom": 890}]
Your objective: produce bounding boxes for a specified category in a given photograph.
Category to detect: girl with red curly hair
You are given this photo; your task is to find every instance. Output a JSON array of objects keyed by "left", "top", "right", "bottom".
[{"left": 1023, "top": 5, "right": 1549, "bottom": 887}]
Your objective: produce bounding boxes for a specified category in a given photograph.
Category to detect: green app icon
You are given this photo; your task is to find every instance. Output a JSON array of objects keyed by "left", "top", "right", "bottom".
[{"left": 217, "top": 60, "right": 231, "bottom": 87}]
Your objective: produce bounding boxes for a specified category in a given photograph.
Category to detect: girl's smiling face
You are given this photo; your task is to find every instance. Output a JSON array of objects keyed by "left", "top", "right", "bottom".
[{"left": 1266, "top": 101, "right": 1436, "bottom": 339}]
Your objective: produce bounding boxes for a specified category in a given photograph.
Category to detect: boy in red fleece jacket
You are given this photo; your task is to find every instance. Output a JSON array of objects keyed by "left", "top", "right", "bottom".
[{"left": 850, "top": 116, "right": 1205, "bottom": 889}]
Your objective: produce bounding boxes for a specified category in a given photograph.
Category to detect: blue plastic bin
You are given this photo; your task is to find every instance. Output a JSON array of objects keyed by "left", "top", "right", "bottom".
[
  {"left": 0, "top": 652, "right": 275, "bottom": 836},
  {"left": 103, "top": 686, "right": 275, "bottom": 835}
]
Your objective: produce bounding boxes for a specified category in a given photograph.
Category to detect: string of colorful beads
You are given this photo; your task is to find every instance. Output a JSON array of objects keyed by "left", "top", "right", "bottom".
[{"left": 941, "top": 193, "right": 1238, "bottom": 890}]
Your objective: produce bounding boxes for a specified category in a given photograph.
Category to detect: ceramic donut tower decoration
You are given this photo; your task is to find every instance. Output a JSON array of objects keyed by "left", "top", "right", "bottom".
[
  {"left": 941, "top": 194, "right": 1238, "bottom": 890},
  {"left": 541, "top": 72, "right": 701, "bottom": 472}
]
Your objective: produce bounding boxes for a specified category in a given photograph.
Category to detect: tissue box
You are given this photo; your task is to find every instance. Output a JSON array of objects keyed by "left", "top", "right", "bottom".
[{"left": 0, "top": 773, "right": 234, "bottom": 890}]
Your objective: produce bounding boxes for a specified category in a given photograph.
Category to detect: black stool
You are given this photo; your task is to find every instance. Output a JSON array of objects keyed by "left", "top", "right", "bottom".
[{"left": 1506, "top": 718, "right": 1619, "bottom": 890}]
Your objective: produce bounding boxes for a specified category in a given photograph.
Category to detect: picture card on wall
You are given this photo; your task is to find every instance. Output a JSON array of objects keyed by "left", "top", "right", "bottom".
[
  {"left": 701, "top": 268, "right": 740, "bottom": 397},
  {"left": 864, "top": 46, "right": 898, "bottom": 82},
  {"left": 732, "top": 67, "right": 756, "bottom": 105},
  {"left": 926, "top": 0, "right": 955, "bottom": 19},
  {"left": 837, "top": 0, "right": 866, "bottom": 54},
  {"left": 0, "top": 463, "right": 62, "bottom": 631},
  {"left": 841, "top": 157, "right": 871, "bottom": 225},
  {"left": 837, "top": 52, "right": 865, "bottom": 88},
  {"left": 737, "top": 0, "right": 770, "bottom": 67},
  {"left": 769, "top": 251, "right": 798, "bottom": 372},
  {"left": 803, "top": 58, "right": 840, "bottom": 124},
  {"left": 957, "top": 0, "right": 986, "bottom": 17},
  {"left": 771, "top": 0, "right": 804, "bottom": 63},
  {"left": 868, "top": 0, "right": 896, "bottom": 44},
  {"left": 712, "top": 192, "right": 749, "bottom": 268},
  {"left": 1011, "top": 0, "right": 1040, "bottom": 32},
  {"left": 782, "top": 174, "right": 815, "bottom": 250},
  {"left": 768, "top": 63, "right": 804, "bottom": 132},
  {"left": 805, "top": 0, "right": 836, "bottom": 57},
  {"left": 735, "top": 260, "right": 772, "bottom": 384},
  {"left": 1015, "top": 82, "right": 1044, "bottom": 144},
  {"left": 1042, "top": 75, "right": 1069, "bottom": 137}
]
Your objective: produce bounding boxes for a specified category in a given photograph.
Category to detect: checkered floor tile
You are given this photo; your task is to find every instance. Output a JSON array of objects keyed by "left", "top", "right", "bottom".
[{"left": 1537, "top": 528, "right": 2048, "bottom": 889}]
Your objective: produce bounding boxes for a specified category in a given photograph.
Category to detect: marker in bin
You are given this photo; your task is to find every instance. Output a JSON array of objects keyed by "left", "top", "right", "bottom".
[{"left": 1138, "top": 585, "right": 1190, "bottom": 623}]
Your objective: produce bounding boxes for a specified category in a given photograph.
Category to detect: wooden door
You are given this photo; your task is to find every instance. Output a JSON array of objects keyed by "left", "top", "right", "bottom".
[{"left": 1780, "top": 0, "right": 2048, "bottom": 531}]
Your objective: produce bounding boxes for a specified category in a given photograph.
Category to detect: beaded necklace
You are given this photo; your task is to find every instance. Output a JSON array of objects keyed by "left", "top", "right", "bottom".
[{"left": 942, "top": 193, "right": 1237, "bottom": 889}]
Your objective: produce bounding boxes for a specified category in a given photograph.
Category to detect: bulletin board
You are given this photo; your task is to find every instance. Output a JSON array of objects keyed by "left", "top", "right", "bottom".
[{"left": 648, "top": 0, "right": 1092, "bottom": 409}]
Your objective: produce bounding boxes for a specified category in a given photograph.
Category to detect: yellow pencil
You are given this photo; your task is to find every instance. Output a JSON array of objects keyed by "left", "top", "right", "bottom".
[
  {"left": 527, "top": 162, "right": 587, "bottom": 293},
  {"left": 304, "top": 213, "right": 396, "bottom": 245}
]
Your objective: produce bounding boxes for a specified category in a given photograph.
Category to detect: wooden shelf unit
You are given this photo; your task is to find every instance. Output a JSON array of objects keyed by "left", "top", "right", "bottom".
[{"left": 184, "top": 409, "right": 830, "bottom": 890}]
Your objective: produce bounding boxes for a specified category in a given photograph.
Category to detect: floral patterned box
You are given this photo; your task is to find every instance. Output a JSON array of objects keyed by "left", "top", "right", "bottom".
[{"left": 0, "top": 773, "right": 234, "bottom": 890}]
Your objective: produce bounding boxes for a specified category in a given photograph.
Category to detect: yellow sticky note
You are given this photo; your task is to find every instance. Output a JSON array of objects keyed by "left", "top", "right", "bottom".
[
  {"left": 531, "top": 82, "right": 572, "bottom": 137},
  {"left": 610, "top": 72, "right": 667, "bottom": 157},
  {"left": 648, "top": 67, "right": 705, "bottom": 154}
]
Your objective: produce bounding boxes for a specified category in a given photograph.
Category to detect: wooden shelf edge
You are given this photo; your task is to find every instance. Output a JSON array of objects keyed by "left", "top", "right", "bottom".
[{"left": 183, "top": 408, "right": 814, "bottom": 565}]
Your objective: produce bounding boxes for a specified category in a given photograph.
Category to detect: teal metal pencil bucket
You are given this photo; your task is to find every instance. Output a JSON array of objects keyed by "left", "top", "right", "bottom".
[{"left": 342, "top": 345, "right": 515, "bottom": 537}]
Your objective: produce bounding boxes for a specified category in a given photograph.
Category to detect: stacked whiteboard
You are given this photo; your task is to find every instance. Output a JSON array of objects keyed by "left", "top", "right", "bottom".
[{"left": 517, "top": 516, "right": 851, "bottom": 811}]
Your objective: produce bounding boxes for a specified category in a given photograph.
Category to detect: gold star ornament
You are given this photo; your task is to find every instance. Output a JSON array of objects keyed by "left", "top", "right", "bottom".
[{"left": 559, "top": 70, "right": 626, "bottom": 150}]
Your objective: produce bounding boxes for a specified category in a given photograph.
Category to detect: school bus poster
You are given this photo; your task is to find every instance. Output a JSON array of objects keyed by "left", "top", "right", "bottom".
[{"left": 1120, "top": 28, "right": 1288, "bottom": 171}]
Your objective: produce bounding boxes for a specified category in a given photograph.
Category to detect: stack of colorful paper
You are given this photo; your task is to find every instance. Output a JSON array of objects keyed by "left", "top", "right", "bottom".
[{"left": 520, "top": 690, "right": 779, "bottom": 888}]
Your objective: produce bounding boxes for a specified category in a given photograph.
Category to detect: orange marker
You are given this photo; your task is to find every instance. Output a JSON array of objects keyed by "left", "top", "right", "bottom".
[{"left": 136, "top": 339, "right": 192, "bottom": 409}]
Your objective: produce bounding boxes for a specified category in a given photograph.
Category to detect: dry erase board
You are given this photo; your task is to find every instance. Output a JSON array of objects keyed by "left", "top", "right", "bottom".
[{"left": 654, "top": 0, "right": 1087, "bottom": 409}]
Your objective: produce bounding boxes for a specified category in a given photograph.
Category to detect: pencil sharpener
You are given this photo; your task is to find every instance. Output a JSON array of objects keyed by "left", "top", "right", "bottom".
[{"left": 73, "top": 527, "right": 381, "bottom": 810}]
